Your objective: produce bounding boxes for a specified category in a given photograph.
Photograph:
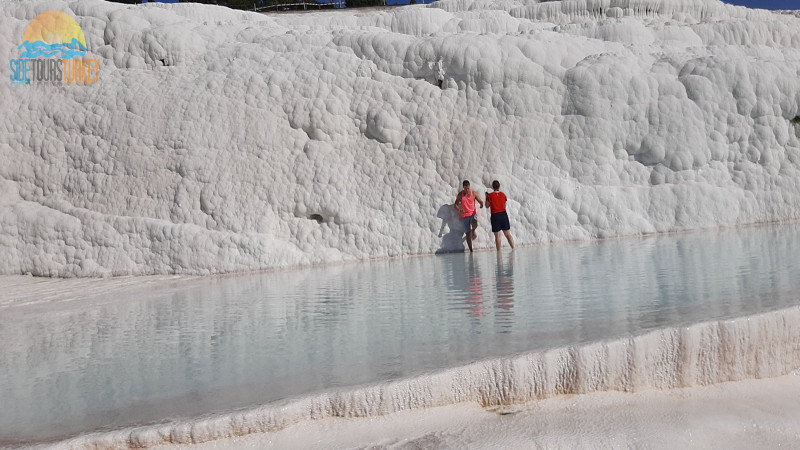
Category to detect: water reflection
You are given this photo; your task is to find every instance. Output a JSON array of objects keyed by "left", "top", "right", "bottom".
[
  {"left": 494, "top": 252, "right": 515, "bottom": 332},
  {"left": 444, "top": 253, "right": 484, "bottom": 319},
  {"left": 1, "top": 224, "right": 800, "bottom": 443},
  {"left": 468, "top": 256, "right": 485, "bottom": 319}
]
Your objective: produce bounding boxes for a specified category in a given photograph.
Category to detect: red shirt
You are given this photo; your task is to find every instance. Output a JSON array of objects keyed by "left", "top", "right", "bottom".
[{"left": 486, "top": 192, "right": 507, "bottom": 214}]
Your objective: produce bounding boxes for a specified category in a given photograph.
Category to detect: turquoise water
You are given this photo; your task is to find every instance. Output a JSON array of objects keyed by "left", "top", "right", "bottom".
[{"left": 1, "top": 224, "right": 799, "bottom": 444}]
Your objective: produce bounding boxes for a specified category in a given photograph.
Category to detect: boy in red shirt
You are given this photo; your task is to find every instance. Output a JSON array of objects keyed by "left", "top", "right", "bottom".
[{"left": 485, "top": 180, "right": 515, "bottom": 250}]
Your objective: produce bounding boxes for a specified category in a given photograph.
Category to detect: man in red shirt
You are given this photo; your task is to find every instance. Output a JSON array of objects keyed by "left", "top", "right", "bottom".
[{"left": 485, "top": 180, "right": 515, "bottom": 250}]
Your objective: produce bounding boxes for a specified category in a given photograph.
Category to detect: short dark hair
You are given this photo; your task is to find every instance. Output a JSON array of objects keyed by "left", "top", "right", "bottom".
[
  {"left": 492, "top": 180, "right": 500, "bottom": 190},
  {"left": 462, "top": 180, "right": 470, "bottom": 187}
]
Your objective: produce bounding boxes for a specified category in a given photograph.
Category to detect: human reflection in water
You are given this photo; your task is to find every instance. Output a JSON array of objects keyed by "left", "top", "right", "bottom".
[
  {"left": 467, "top": 255, "right": 484, "bottom": 319},
  {"left": 445, "top": 254, "right": 485, "bottom": 322},
  {"left": 494, "top": 251, "right": 515, "bottom": 332}
]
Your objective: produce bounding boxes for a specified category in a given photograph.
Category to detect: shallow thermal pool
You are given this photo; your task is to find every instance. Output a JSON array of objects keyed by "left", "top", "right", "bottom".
[{"left": 1, "top": 223, "right": 799, "bottom": 444}]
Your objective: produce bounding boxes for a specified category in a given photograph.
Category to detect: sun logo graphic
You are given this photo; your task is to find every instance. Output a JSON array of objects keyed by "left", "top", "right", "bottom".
[{"left": 9, "top": 10, "right": 100, "bottom": 87}]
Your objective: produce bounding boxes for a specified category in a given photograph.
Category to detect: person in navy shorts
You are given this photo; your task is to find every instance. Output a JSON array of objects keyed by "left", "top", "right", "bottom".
[{"left": 485, "top": 180, "right": 515, "bottom": 250}]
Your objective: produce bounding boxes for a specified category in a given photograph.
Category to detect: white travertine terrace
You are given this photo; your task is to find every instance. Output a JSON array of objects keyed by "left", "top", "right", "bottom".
[
  {"left": 53, "top": 305, "right": 800, "bottom": 448},
  {"left": 1, "top": 0, "right": 799, "bottom": 276}
]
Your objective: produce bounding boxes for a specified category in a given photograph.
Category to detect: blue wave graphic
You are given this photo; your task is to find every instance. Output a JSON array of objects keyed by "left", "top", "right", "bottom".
[{"left": 18, "top": 39, "right": 86, "bottom": 58}]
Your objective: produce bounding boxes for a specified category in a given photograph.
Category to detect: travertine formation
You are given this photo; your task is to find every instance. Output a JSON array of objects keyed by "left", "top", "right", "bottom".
[
  {"left": 1, "top": 0, "right": 799, "bottom": 276},
  {"left": 56, "top": 305, "right": 800, "bottom": 448}
]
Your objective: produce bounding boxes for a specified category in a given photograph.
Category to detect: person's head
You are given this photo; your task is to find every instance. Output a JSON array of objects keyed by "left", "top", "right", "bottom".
[
  {"left": 462, "top": 180, "right": 470, "bottom": 192},
  {"left": 492, "top": 180, "right": 500, "bottom": 191}
]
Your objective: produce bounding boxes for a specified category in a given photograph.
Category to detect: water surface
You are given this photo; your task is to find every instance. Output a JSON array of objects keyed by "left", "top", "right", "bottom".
[{"left": 1, "top": 224, "right": 799, "bottom": 444}]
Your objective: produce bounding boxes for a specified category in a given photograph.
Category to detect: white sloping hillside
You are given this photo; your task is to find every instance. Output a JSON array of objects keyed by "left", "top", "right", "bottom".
[{"left": 1, "top": 0, "right": 799, "bottom": 276}]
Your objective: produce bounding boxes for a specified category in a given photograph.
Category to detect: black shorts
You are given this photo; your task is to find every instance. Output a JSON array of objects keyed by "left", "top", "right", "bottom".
[{"left": 490, "top": 211, "right": 510, "bottom": 232}]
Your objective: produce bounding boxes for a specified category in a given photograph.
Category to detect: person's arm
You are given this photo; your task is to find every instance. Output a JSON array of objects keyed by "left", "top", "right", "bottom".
[
  {"left": 454, "top": 192, "right": 462, "bottom": 212},
  {"left": 476, "top": 191, "right": 485, "bottom": 209}
]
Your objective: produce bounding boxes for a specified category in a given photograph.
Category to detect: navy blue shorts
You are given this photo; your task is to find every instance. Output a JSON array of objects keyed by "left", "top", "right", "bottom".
[
  {"left": 462, "top": 214, "right": 477, "bottom": 233},
  {"left": 490, "top": 211, "right": 510, "bottom": 232}
]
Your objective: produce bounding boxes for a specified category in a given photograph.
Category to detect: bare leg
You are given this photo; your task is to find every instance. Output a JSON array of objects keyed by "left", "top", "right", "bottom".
[
  {"left": 471, "top": 219, "right": 478, "bottom": 240},
  {"left": 503, "top": 229, "right": 515, "bottom": 249},
  {"left": 494, "top": 231, "right": 502, "bottom": 250},
  {"left": 466, "top": 231, "right": 473, "bottom": 252}
]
